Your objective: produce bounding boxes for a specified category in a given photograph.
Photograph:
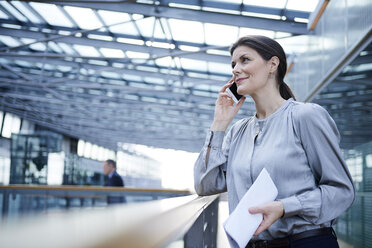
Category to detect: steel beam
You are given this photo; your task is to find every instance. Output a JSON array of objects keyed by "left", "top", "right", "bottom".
[
  {"left": 46, "top": 1, "right": 308, "bottom": 34},
  {"left": 0, "top": 27, "right": 230, "bottom": 64}
]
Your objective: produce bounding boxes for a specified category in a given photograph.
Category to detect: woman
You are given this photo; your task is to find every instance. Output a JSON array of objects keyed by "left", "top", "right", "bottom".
[{"left": 194, "top": 35, "right": 355, "bottom": 248}]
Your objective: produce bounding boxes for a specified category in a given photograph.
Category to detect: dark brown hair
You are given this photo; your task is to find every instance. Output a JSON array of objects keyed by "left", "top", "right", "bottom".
[
  {"left": 105, "top": 159, "right": 116, "bottom": 168},
  {"left": 230, "top": 35, "right": 296, "bottom": 100}
]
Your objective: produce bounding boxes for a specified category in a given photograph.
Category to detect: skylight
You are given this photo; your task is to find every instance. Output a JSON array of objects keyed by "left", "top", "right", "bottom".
[
  {"left": 180, "top": 58, "right": 207, "bottom": 71},
  {"left": 243, "top": 0, "right": 287, "bottom": 9},
  {"left": 11, "top": 1, "right": 41, "bottom": 23},
  {"left": 286, "top": 0, "right": 319, "bottom": 12},
  {"left": 155, "top": 56, "right": 173, "bottom": 68},
  {"left": 0, "top": 35, "right": 21, "bottom": 47},
  {"left": 0, "top": 1, "right": 27, "bottom": 22},
  {"left": 0, "top": 9, "right": 8, "bottom": 19},
  {"left": 136, "top": 17, "right": 166, "bottom": 39},
  {"left": 168, "top": 19, "right": 204, "bottom": 44},
  {"left": 208, "top": 62, "right": 231, "bottom": 75},
  {"left": 98, "top": 10, "right": 138, "bottom": 36},
  {"left": 30, "top": 2, "right": 73, "bottom": 27},
  {"left": 73, "top": 44, "right": 100, "bottom": 57},
  {"left": 239, "top": 27, "right": 275, "bottom": 39},
  {"left": 100, "top": 48, "right": 125, "bottom": 58},
  {"left": 204, "top": 23, "right": 239, "bottom": 46},
  {"left": 58, "top": 43, "right": 76, "bottom": 55},
  {"left": 126, "top": 51, "right": 150, "bottom": 59},
  {"left": 64, "top": 6, "right": 102, "bottom": 30}
]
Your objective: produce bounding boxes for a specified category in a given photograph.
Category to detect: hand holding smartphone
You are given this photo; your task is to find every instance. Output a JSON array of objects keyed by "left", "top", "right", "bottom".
[{"left": 226, "top": 82, "right": 243, "bottom": 104}]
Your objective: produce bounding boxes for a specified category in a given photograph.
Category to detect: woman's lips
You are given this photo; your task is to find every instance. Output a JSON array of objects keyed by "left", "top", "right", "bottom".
[{"left": 236, "top": 77, "right": 248, "bottom": 85}]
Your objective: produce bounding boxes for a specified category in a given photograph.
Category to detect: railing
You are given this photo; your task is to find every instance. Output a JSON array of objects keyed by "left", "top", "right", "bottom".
[
  {"left": 0, "top": 190, "right": 219, "bottom": 248},
  {"left": 0, "top": 185, "right": 190, "bottom": 222}
]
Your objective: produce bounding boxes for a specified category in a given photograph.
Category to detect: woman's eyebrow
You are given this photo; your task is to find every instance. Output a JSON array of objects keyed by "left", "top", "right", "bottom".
[{"left": 231, "top": 53, "right": 249, "bottom": 64}]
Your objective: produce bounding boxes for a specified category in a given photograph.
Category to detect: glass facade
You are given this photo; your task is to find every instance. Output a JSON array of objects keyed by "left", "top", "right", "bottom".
[{"left": 335, "top": 141, "right": 372, "bottom": 247}]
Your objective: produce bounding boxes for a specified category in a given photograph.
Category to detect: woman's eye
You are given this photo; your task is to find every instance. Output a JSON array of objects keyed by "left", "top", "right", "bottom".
[{"left": 242, "top": 57, "right": 250, "bottom": 62}]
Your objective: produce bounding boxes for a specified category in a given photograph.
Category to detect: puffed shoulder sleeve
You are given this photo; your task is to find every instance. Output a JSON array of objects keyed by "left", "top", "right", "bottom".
[
  {"left": 281, "top": 103, "right": 355, "bottom": 224},
  {"left": 193, "top": 127, "right": 233, "bottom": 196}
]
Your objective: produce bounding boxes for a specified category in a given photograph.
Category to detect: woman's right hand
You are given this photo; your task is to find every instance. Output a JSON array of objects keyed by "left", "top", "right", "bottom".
[{"left": 210, "top": 79, "right": 246, "bottom": 131}]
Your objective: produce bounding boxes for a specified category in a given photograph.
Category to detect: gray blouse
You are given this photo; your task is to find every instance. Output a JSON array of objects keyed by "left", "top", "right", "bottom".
[{"left": 194, "top": 98, "right": 355, "bottom": 240}]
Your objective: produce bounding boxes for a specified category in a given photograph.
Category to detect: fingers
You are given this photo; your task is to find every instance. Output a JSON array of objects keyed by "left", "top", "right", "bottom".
[
  {"left": 254, "top": 220, "right": 271, "bottom": 236},
  {"left": 234, "top": 96, "right": 246, "bottom": 110},
  {"left": 219, "top": 92, "right": 231, "bottom": 98},
  {"left": 219, "top": 78, "right": 234, "bottom": 93},
  {"left": 249, "top": 201, "right": 284, "bottom": 236}
]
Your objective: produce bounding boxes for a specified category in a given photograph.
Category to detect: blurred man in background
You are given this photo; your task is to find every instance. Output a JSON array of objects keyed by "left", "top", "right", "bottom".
[
  {"left": 103, "top": 159, "right": 125, "bottom": 204},
  {"left": 103, "top": 159, "right": 124, "bottom": 187}
]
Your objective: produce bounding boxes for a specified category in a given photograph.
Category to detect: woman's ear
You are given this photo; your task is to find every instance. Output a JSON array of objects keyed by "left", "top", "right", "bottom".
[{"left": 269, "top": 56, "right": 280, "bottom": 74}]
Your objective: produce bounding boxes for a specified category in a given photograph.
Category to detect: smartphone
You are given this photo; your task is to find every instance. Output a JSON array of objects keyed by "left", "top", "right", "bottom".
[{"left": 226, "top": 82, "right": 243, "bottom": 104}]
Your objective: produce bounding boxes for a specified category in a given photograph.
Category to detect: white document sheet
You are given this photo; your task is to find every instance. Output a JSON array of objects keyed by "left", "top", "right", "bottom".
[{"left": 223, "top": 168, "right": 278, "bottom": 248}]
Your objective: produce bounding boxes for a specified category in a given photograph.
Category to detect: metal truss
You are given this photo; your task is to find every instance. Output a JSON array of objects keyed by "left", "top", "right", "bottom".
[{"left": 0, "top": 1, "right": 315, "bottom": 152}]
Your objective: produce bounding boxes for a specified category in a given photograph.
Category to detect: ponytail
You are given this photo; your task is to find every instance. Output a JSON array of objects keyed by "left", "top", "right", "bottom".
[{"left": 279, "top": 82, "right": 296, "bottom": 101}]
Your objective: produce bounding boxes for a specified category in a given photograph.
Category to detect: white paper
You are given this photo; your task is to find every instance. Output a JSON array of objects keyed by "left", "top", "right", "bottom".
[{"left": 223, "top": 168, "right": 278, "bottom": 248}]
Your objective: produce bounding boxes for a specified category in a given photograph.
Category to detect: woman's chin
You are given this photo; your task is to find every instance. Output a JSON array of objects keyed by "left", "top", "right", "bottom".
[{"left": 237, "top": 88, "right": 245, "bottom": 95}]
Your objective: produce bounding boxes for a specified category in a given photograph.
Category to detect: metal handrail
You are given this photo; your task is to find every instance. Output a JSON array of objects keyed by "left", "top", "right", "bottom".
[
  {"left": 0, "top": 185, "right": 190, "bottom": 194},
  {"left": 0, "top": 193, "right": 219, "bottom": 248}
]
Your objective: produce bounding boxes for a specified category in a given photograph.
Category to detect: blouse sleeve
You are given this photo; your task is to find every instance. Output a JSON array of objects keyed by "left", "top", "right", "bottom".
[
  {"left": 193, "top": 128, "right": 233, "bottom": 196},
  {"left": 280, "top": 103, "right": 355, "bottom": 224}
]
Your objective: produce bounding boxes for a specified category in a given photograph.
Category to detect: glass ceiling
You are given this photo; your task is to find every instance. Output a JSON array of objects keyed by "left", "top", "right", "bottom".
[{"left": 0, "top": 0, "right": 320, "bottom": 152}]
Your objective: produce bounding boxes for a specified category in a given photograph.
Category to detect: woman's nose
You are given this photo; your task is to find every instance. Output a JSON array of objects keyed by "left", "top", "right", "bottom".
[{"left": 232, "top": 64, "right": 240, "bottom": 75}]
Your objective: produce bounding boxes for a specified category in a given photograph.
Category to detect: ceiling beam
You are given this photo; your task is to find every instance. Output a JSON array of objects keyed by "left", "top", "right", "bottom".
[
  {"left": 44, "top": 1, "right": 308, "bottom": 35},
  {"left": 0, "top": 27, "right": 230, "bottom": 64},
  {"left": 0, "top": 54, "right": 230, "bottom": 86}
]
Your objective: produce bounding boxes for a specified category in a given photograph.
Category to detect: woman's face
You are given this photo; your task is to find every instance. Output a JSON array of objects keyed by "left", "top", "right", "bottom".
[{"left": 231, "top": 45, "right": 272, "bottom": 96}]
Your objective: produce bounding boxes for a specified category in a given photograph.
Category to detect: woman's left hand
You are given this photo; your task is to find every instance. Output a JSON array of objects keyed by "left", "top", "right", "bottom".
[{"left": 249, "top": 201, "right": 284, "bottom": 236}]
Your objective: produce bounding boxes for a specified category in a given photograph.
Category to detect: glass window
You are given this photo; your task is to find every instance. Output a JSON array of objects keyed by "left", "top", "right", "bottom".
[
  {"left": 108, "top": 150, "right": 116, "bottom": 160},
  {"left": 103, "top": 148, "right": 109, "bottom": 160},
  {"left": 366, "top": 154, "right": 372, "bottom": 168},
  {"left": 91, "top": 144, "right": 98, "bottom": 160},
  {"left": 84, "top": 142, "right": 92, "bottom": 158},
  {"left": 1, "top": 113, "right": 21, "bottom": 138},
  {"left": 47, "top": 152, "right": 64, "bottom": 185},
  {"left": 98, "top": 146, "right": 105, "bottom": 161},
  {"left": 0, "top": 111, "right": 3, "bottom": 132},
  {"left": 77, "top": 140, "right": 85, "bottom": 156}
]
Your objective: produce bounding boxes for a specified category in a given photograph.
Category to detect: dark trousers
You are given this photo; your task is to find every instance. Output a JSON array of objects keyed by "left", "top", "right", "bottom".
[
  {"left": 290, "top": 233, "right": 339, "bottom": 248},
  {"left": 246, "top": 229, "right": 339, "bottom": 248}
]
